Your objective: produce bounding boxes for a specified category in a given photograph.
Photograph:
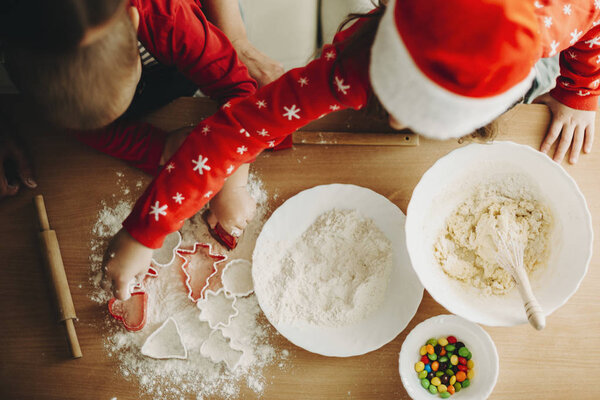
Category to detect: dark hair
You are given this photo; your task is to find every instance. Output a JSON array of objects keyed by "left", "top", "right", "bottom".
[
  {"left": 329, "top": 2, "right": 497, "bottom": 141},
  {"left": 328, "top": 3, "right": 387, "bottom": 120},
  {"left": 4, "top": 10, "right": 139, "bottom": 129},
  {"left": 0, "top": 0, "right": 125, "bottom": 52}
]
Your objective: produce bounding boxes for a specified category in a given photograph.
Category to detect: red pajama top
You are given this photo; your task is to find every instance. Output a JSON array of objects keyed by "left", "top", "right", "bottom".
[
  {"left": 75, "top": 0, "right": 256, "bottom": 175},
  {"left": 124, "top": 2, "right": 600, "bottom": 248}
]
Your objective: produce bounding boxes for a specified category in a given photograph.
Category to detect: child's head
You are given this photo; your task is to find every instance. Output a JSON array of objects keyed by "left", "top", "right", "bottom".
[
  {"left": 0, "top": 0, "right": 126, "bottom": 52},
  {"left": 335, "top": 0, "right": 539, "bottom": 140},
  {"left": 369, "top": 0, "right": 540, "bottom": 139},
  {"left": 5, "top": 6, "right": 141, "bottom": 130}
]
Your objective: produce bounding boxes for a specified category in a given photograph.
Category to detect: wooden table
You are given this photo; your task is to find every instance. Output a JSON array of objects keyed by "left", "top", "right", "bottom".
[{"left": 0, "top": 99, "right": 598, "bottom": 400}]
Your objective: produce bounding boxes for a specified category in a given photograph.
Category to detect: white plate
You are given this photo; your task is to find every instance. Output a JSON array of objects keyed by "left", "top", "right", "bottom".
[
  {"left": 399, "top": 315, "right": 499, "bottom": 400},
  {"left": 405, "top": 142, "right": 593, "bottom": 326},
  {"left": 252, "top": 184, "right": 423, "bottom": 357}
]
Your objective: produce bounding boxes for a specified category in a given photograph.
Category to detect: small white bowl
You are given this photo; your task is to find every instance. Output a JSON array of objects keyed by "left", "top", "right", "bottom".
[
  {"left": 399, "top": 315, "right": 499, "bottom": 400},
  {"left": 405, "top": 141, "right": 593, "bottom": 326}
]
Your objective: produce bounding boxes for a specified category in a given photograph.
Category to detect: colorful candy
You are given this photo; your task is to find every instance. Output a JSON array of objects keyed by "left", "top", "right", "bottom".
[
  {"left": 415, "top": 361, "right": 425, "bottom": 372},
  {"left": 415, "top": 335, "right": 474, "bottom": 398}
]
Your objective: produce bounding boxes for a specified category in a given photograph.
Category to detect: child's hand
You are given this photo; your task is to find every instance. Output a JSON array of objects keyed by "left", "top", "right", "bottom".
[
  {"left": 232, "top": 38, "right": 285, "bottom": 87},
  {"left": 206, "top": 184, "right": 257, "bottom": 237},
  {"left": 534, "top": 93, "right": 595, "bottom": 164},
  {"left": 102, "top": 228, "right": 154, "bottom": 300},
  {"left": 0, "top": 129, "right": 37, "bottom": 199}
]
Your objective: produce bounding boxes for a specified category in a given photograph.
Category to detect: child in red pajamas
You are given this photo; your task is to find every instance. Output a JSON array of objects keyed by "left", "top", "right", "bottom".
[
  {"left": 3, "top": 0, "right": 262, "bottom": 244},
  {"left": 104, "top": 0, "right": 600, "bottom": 299}
]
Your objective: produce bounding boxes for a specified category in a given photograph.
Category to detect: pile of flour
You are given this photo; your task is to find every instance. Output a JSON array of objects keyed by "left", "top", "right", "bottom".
[
  {"left": 434, "top": 175, "right": 553, "bottom": 295},
  {"left": 254, "top": 209, "right": 392, "bottom": 327},
  {"left": 88, "top": 172, "right": 287, "bottom": 399}
]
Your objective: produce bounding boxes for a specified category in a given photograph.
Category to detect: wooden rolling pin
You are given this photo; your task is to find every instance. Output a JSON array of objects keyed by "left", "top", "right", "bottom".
[{"left": 33, "top": 195, "right": 82, "bottom": 359}]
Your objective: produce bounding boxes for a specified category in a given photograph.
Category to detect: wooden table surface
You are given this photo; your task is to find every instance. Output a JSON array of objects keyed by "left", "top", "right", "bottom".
[{"left": 0, "top": 99, "right": 598, "bottom": 400}]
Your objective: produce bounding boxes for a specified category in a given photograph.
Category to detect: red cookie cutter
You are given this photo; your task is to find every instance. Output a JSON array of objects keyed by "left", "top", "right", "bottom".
[
  {"left": 108, "top": 291, "right": 148, "bottom": 332},
  {"left": 107, "top": 266, "right": 158, "bottom": 331},
  {"left": 176, "top": 243, "right": 227, "bottom": 302},
  {"left": 202, "top": 210, "right": 238, "bottom": 250}
]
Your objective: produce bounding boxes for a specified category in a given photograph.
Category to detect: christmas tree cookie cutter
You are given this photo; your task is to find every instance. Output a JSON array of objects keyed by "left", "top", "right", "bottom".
[
  {"left": 221, "top": 259, "right": 254, "bottom": 297},
  {"left": 141, "top": 317, "right": 187, "bottom": 360},
  {"left": 176, "top": 243, "right": 227, "bottom": 302},
  {"left": 200, "top": 329, "right": 243, "bottom": 370},
  {"left": 197, "top": 288, "right": 239, "bottom": 330},
  {"left": 151, "top": 231, "right": 182, "bottom": 268}
]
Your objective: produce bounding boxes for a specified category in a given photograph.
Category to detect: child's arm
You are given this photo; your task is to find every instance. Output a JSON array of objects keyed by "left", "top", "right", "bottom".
[
  {"left": 120, "top": 35, "right": 370, "bottom": 249},
  {"left": 71, "top": 121, "right": 169, "bottom": 175},
  {"left": 134, "top": 0, "right": 257, "bottom": 103},
  {"left": 537, "top": 25, "right": 600, "bottom": 164},
  {"left": 206, "top": 163, "right": 256, "bottom": 236},
  {"left": 102, "top": 21, "right": 371, "bottom": 298},
  {"left": 202, "top": 0, "right": 285, "bottom": 87}
]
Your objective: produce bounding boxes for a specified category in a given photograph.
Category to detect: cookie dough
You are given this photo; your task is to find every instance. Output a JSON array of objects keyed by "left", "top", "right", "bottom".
[{"left": 434, "top": 178, "right": 553, "bottom": 295}]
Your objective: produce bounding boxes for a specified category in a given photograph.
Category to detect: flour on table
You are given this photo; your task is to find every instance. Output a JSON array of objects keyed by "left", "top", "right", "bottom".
[
  {"left": 434, "top": 175, "right": 553, "bottom": 295},
  {"left": 141, "top": 317, "right": 187, "bottom": 360},
  {"left": 88, "top": 172, "right": 285, "bottom": 399},
  {"left": 254, "top": 209, "right": 393, "bottom": 327}
]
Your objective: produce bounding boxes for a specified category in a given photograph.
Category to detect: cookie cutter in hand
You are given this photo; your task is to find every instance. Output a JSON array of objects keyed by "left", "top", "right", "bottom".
[
  {"left": 176, "top": 243, "right": 227, "bottom": 302},
  {"left": 107, "top": 266, "right": 157, "bottom": 332},
  {"left": 151, "top": 231, "right": 182, "bottom": 268},
  {"left": 202, "top": 210, "right": 239, "bottom": 250},
  {"left": 108, "top": 291, "right": 148, "bottom": 332}
]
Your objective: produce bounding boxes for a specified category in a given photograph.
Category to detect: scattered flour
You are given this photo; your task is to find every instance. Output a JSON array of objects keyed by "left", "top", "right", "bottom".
[
  {"left": 88, "top": 171, "right": 286, "bottom": 399},
  {"left": 254, "top": 209, "right": 393, "bottom": 327},
  {"left": 434, "top": 175, "right": 553, "bottom": 295}
]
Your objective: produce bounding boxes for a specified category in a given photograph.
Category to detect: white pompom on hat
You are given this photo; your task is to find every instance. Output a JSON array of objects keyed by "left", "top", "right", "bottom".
[{"left": 369, "top": 0, "right": 540, "bottom": 139}]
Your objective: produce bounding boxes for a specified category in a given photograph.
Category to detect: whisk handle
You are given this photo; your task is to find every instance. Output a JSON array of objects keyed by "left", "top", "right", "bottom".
[{"left": 514, "top": 268, "right": 546, "bottom": 331}]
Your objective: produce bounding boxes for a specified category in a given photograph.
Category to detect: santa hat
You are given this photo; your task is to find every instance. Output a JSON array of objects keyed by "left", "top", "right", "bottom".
[{"left": 369, "top": 0, "right": 540, "bottom": 139}]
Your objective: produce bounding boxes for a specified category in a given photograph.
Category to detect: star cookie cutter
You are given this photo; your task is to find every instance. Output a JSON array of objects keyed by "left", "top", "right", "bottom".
[
  {"left": 221, "top": 259, "right": 254, "bottom": 297},
  {"left": 176, "top": 243, "right": 227, "bottom": 302},
  {"left": 197, "top": 288, "right": 239, "bottom": 330},
  {"left": 200, "top": 329, "right": 243, "bottom": 370},
  {"left": 151, "top": 231, "right": 182, "bottom": 268},
  {"left": 141, "top": 317, "right": 188, "bottom": 360},
  {"left": 108, "top": 291, "right": 148, "bottom": 332}
]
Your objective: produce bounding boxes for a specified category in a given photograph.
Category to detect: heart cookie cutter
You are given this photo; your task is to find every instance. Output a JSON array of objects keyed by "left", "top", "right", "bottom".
[
  {"left": 108, "top": 266, "right": 158, "bottom": 331},
  {"left": 108, "top": 291, "right": 148, "bottom": 332},
  {"left": 176, "top": 243, "right": 227, "bottom": 302}
]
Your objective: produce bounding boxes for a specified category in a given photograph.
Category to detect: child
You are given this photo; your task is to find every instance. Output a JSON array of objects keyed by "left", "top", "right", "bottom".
[
  {"left": 104, "top": 0, "right": 599, "bottom": 299},
  {"left": 3, "top": 0, "right": 261, "bottom": 244}
]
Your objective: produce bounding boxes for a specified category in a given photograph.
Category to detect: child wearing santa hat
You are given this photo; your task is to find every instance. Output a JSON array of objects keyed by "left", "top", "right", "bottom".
[{"left": 103, "top": 0, "right": 600, "bottom": 299}]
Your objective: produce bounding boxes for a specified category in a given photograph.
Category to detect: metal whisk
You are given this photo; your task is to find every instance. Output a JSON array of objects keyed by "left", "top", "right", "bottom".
[{"left": 495, "top": 230, "right": 546, "bottom": 330}]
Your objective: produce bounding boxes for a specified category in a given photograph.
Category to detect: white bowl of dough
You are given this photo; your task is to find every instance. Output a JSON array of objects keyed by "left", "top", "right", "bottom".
[{"left": 405, "top": 141, "right": 593, "bottom": 326}]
